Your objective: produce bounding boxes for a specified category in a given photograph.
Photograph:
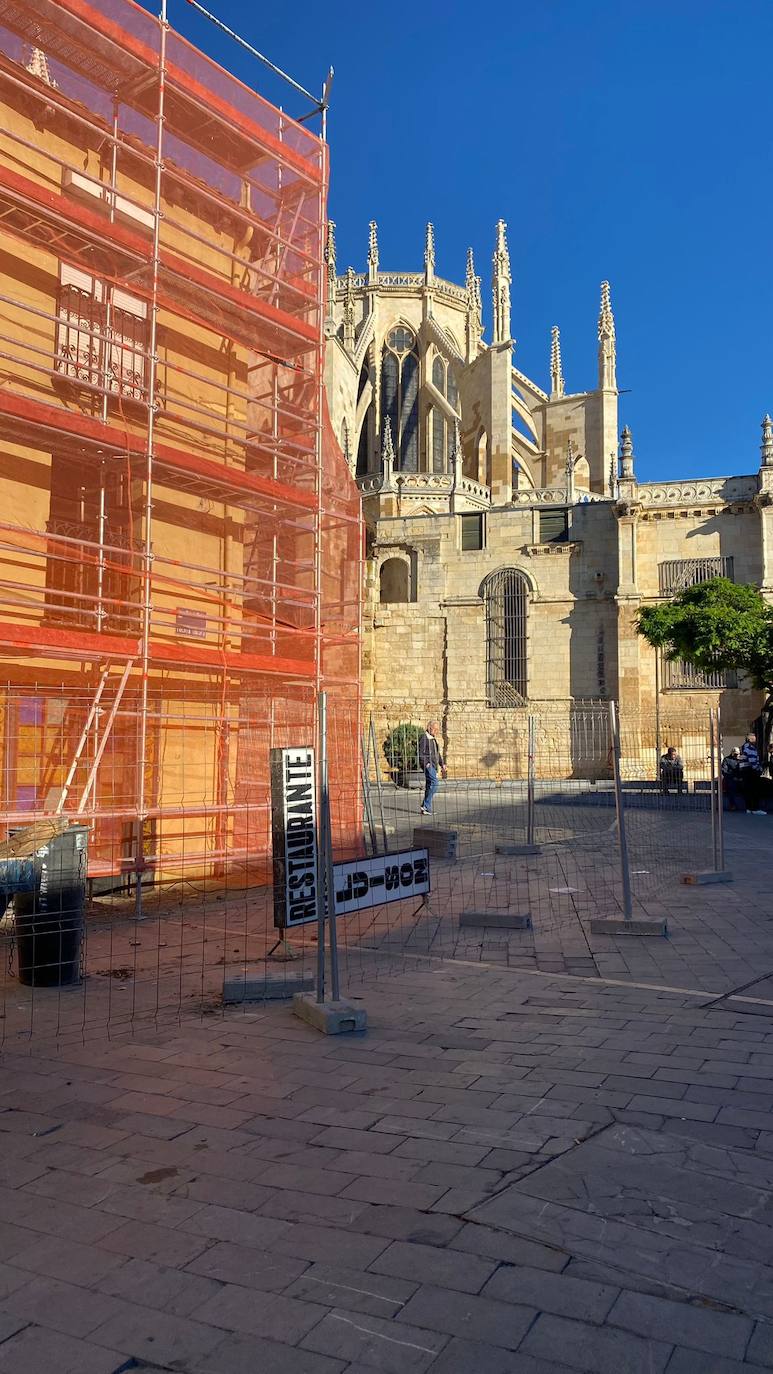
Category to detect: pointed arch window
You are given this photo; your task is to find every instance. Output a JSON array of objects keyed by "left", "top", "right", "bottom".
[
  {"left": 380, "top": 326, "right": 419, "bottom": 471},
  {"left": 428, "top": 351, "right": 460, "bottom": 473},
  {"left": 484, "top": 569, "right": 529, "bottom": 707}
]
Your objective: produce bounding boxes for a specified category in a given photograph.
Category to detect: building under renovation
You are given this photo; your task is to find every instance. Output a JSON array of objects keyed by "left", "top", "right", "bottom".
[
  {"left": 0, "top": 0, "right": 362, "bottom": 891},
  {"left": 325, "top": 221, "right": 772, "bottom": 773}
]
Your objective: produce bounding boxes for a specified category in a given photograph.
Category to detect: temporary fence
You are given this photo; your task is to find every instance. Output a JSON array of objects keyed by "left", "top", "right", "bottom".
[{"left": 0, "top": 690, "right": 747, "bottom": 1045}]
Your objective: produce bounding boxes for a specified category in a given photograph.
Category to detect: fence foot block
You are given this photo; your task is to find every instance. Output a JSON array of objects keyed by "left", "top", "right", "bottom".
[
  {"left": 413, "top": 828, "right": 458, "bottom": 860},
  {"left": 293, "top": 992, "right": 367, "bottom": 1035},
  {"left": 495, "top": 844, "right": 542, "bottom": 857},
  {"left": 680, "top": 871, "right": 733, "bottom": 885},
  {"left": 460, "top": 911, "right": 532, "bottom": 930},
  {"left": 590, "top": 918, "right": 668, "bottom": 937},
  {"left": 223, "top": 975, "right": 313, "bottom": 1004}
]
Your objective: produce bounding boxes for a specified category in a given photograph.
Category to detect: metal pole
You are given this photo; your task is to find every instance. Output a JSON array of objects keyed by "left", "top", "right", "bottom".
[
  {"left": 369, "top": 714, "right": 388, "bottom": 853},
  {"left": 527, "top": 714, "right": 536, "bottom": 848},
  {"left": 654, "top": 649, "right": 661, "bottom": 782},
  {"left": 317, "top": 691, "right": 340, "bottom": 1001},
  {"left": 709, "top": 707, "right": 718, "bottom": 871},
  {"left": 609, "top": 700, "right": 633, "bottom": 920},
  {"left": 361, "top": 733, "right": 377, "bottom": 855},
  {"left": 315, "top": 693, "right": 326, "bottom": 1003},
  {"left": 715, "top": 706, "right": 725, "bottom": 872},
  {"left": 134, "top": 0, "right": 167, "bottom": 921}
]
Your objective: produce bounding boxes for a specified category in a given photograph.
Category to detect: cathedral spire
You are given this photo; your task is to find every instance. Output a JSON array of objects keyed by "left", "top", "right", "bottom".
[
  {"left": 550, "top": 326, "right": 565, "bottom": 399},
  {"left": 762, "top": 414, "right": 773, "bottom": 468},
  {"left": 598, "top": 280, "right": 617, "bottom": 390},
  {"left": 367, "top": 220, "right": 379, "bottom": 284},
  {"left": 424, "top": 222, "right": 435, "bottom": 285},
  {"left": 325, "top": 220, "right": 336, "bottom": 312},
  {"left": 465, "top": 247, "right": 482, "bottom": 359},
  {"left": 492, "top": 219, "right": 511, "bottom": 344}
]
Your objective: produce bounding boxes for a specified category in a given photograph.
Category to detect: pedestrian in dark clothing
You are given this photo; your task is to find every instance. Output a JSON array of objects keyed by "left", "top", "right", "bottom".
[
  {"left": 659, "top": 746, "right": 684, "bottom": 795},
  {"left": 741, "top": 733, "right": 766, "bottom": 814},
  {"left": 722, "top": 747, "right": 745, "bottom": 812},
  {"left": 419, "top": 720, "right": 446, "bottom": 816}
]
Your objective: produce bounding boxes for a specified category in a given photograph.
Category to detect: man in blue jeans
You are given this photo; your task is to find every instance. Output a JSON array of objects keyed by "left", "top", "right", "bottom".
[{"left": 419, "top": 719, "right": 446, "bottom": 816}]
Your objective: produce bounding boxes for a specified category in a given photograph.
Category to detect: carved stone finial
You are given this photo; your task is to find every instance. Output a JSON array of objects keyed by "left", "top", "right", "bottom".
[
  {"left": 424, "top": 222, "right": 435, "bottom": 284},
  {"left": 342, "top": 266, "right": 356, "bottom": 352},
  {"left": 26, "top": 46, "right": 56, "bottom": 86},
  {"left": 550, "top": 325, "right": 565, "bottom": 399},
  {"left": 325, "top": 220, "right": 336, "bottom": 313},
  {"left": 492, "top": 219, "right": 511, "bottom": 345},
  {"left": 762, "top": 414, "right": 773, "bottom": 468},
  {"left": 598, "top": 280, "right": 617, "bottom": 390},
  {"left": 381, "top": 415, "right": 395, "bottom": 485},
  {"left": 620, "top": 424, "right": 635, "bottom": 479},
  {"left": 367, "top": 220, "right": 379, "bottom": 283}
]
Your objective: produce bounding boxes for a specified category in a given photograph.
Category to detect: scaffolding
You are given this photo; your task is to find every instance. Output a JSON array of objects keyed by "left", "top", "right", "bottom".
[{"left": 0, "top": 0, "right": 363, "bottom": 902}]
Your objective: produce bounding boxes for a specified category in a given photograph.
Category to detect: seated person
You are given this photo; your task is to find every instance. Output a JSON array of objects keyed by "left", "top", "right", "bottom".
[{"left": 659, "top": 746, "right": 684, "bottom": 795}]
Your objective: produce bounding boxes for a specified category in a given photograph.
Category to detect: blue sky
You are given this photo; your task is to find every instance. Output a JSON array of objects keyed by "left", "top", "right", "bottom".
[{"left": 157, "top": 0, "right": 772, "bottom": 482}]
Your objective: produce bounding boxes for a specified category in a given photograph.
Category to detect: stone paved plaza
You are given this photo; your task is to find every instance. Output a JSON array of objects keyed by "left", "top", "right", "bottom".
[{"left": 4, "top": 933, "right": 773, "bottom": 1371}]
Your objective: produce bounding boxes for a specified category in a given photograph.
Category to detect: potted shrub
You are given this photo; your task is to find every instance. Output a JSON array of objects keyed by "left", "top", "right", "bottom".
[{"left": 383, "top": 722, "right": 424, "bottom": 789}]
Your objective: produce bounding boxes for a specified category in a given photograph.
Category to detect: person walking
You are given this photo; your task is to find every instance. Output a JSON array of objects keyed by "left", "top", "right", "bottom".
[
  {"left": 721, "top": 747, "right": 745, "bottom": 812},
  {"left": 740, "top": 733, "right": 766, "bottom": 814},
  {"left": 419, "top": 719, "right": 446, "bottom": 816}
]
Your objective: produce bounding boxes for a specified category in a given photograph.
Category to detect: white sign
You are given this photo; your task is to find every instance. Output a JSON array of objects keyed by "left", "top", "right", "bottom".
[
  {"left": 333, "top": 849, "right": 430, "bottom": 916},
  {"left": 270, "top": 747, "right": 318, "bottom": 930}
]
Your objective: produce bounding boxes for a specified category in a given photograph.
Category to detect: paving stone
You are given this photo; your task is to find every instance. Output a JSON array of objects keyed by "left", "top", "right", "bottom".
[
  {"left": 274, "top": 1222, "right": 390, "bottom": 1269},
  {"left": 371, "top": 1239, "right": 497, "bottom": 1294},
  {"left": 338, "top": 1176, "right": 448, "bottom": 1210},
  {"left": 89, "top": 1303, "right": 225, "bottom": 1366},
  {"left": 484, "top": 1263, "right": 618, "bottom": 1322},
  {"left": 300, "top": 1307, "right": 447, "bottom": 1373},
  {"left": 346, "top": 1203, "right": 463, "bottom": 1246},
  {"left": 285, "top": 1261, "right": 417, "bottom": 1318},
  {"left": 521, "top": 1312, "right": 672, "bottom": 1374},
  {"left": 747, "top": 1320, "right": 773, "bottom": 1366},
  {"left": 186, "top": 1240, "right": 308, "bottom": 1291},
  {"left": 427, "top": 1336, "right": 578, "bottom": 1373},
  {"left": 666, "top": 1349, "right": 769, "bottom": 1372},
  {"left": 97, "top": 1255, "right": 224, "bottom": 1315},
  {"left": 396, "top": 1282, "right": 536, "bottom": 1349},
  {"left": 11, "top": 1233, "right": 127, "bottom": 1285},
  {"left": 98, "top": 1218, "right": 210, "bottom": 1266},
  {"left": 448, "top": 1223, "right": 569, "bottom": 1273},
  {"left": 0, "top": 1324, "right": 124, "bottom": 1374},
  {"left": 194, "top": 1331, "right": 348, "bottom": 1374},
  {"left": 1, "top": 1273, "right": 130, "bottom": 1338},
  {"left": 311, "top": 1127, "right": 403, "bottom": 1154},
  {"left": 195, "top": 1282, "right": 324, "bottom": 1344},
  {"left": 179, "top": 1203, "right": 292, "bottom": 1249},
  {"left": 608, "top": 1290, "right": 753, "bottom": 1357}
]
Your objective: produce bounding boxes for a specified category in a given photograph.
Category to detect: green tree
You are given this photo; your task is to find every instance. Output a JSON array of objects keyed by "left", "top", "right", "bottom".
[{"left": 637, "top": 578, "right": 773, "bottom": 689}]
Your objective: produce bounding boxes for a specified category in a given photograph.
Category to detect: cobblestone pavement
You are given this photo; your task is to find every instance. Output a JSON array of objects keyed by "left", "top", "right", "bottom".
[{"left": 4, "top": 961, "right": 773, "bottom": 1370}]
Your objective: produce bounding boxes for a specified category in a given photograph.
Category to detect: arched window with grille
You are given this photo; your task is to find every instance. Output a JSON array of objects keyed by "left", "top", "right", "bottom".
[
  {"left": 484, "top": 569, "right": 529, "bottom": 707},
  {"left": 380, "top": 326, "right": 419, "bottom": 472}
]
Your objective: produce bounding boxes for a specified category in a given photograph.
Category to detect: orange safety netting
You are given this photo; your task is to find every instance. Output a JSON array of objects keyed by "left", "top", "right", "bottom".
[{"left": 0, "top": 0, "right": 363, "bottom": 890}]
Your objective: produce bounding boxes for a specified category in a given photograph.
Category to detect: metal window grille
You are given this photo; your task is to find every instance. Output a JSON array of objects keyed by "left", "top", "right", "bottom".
[
  {"left": 55, "top": 268, "right": 149, "bottom": 402},
  {"left": 461, "top": 514, "right": 484, "bottom": 552},
  {"left": 658, "top": 556, "right": 734, "bottom": 595},
  {"left": 485, "top": 568, "right": 528, "bottom": 707},
  {"left": 663, "top": 658, "right": 736, "bottom": 691},
  {"left": 539, "top": 508, "right": 569, "bottom": 543}
]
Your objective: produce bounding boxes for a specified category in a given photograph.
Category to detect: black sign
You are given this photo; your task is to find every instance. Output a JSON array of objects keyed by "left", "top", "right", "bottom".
[{"left": 333, "top": 849, "right": 430, "bottom": 915}]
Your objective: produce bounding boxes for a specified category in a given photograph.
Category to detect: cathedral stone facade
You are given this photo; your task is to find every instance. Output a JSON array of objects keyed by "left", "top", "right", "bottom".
[{"left": 324, "top": 219, "right": 773, "bottom": 772}]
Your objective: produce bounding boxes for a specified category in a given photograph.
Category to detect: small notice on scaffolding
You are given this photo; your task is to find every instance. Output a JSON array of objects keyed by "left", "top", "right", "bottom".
[
  {"left": 270, "top": 748, "right": 318, "bottom": 930},
  {"left": 333, "top": 849, "right": 430, "bottom": 916}
]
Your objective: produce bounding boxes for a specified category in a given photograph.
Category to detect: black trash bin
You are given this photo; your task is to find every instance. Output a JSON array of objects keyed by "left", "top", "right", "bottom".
[{"left": 14, "top": 825, "right": 88, "bottom": 987}]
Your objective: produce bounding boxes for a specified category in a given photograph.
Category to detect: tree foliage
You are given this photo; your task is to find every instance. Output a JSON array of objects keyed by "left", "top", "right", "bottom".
[{"left": 637, "top": 578, "right": 773, "bottom": 689}]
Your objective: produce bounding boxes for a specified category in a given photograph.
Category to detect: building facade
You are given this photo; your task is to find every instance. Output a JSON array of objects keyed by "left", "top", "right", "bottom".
[{"left": 325, "top": 219, "right": 773, "bottom": 774}]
